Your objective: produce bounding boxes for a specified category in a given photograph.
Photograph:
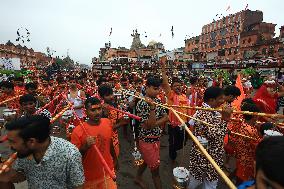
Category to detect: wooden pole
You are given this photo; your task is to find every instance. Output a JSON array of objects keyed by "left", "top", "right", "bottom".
[
  {"left": 0, "top": 95, "right": 23, "bottom": 106},
  {"left": 68, "top": 102, "right": 117, "bottom": 180},
  {"left": 0, "top": 153, "right": 17, "bottom": 174},
  {"left": 122, "top": 90, "right": 236, "bottom": 188},
  {"left": 122, "top": 90, "right": 256, "bottom": 140},
  {"left": 170, "top": 108, "right": 237, "bottom": 189},
  {"left": 168, "top": 105, "right": 284, "bottom": 119}
]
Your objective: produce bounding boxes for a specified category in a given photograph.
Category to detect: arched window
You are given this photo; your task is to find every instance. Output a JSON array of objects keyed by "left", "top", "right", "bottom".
[{"left": 248, "top": 38, "right": 251, "bottom": 43}]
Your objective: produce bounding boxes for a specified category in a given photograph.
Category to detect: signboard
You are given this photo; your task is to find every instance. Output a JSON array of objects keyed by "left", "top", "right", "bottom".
[
  {"left": 0, "top": 57, "right": 21, "bottom": 70},
  {"left": 192, "top": 62, "right": 204, "bottom": 69}
]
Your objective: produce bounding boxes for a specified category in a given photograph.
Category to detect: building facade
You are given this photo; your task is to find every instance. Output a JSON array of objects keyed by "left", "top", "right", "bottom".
[
  {"left": 0, "top": 41, "right": 49, "bottom": 70},
  {"left": 185, "top": 9, "right": 284, "bottom": 65}
]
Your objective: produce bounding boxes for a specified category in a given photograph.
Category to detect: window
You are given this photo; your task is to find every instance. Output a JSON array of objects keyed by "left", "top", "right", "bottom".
[
  {"left": 232, "top": 15, "right": 236, "bottom": 22},
  {"left": 242, "top": 39, "right": 246, "bottom": 44},
  {"left": 234, "top": 48, "right": 239, "bottom": 54},
  {"left": 262, "top": 48, "right": 267, "bottom": 55},
  {"left": 218, "top": 49, "right": 226, "bottom": 56},
  {"left": 248, "top": 38, "right": 251, "bottom": 43},
  {"left": 230, "top": 37, "right": 234, "bottom": 44},
  {"left": 210, "top": 32, "right": 217, "bottom": 40},
  {"left": 220, "top": 39, "right": 227, "bottom": 46},
  {"left": 231, "top": 26, "right": 235, "bottom": 33},
  {"left": 228, "top": 48, "right": 232, "bottom": 55},
  {"left": 210, "top": 41, "right": 217, "bottom": 48},
  {"left": 220, "top": 28, "right": 227, "bottom": 36}
]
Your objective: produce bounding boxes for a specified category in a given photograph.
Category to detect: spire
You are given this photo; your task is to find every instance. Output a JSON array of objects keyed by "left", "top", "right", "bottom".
[{"left": 130, "top": 29, "right": 145, "bottom": 50}]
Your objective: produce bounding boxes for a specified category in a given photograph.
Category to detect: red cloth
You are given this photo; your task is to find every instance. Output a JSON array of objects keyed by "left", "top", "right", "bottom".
[
  {"left": 139, "top": 140, "right": 160, "bottom": 171},
  {"left": 167, "top": 91, "right": 189, "bottom": 127},
  {"left": 253, "top": 85, "right": 278, "bottom": 114}
]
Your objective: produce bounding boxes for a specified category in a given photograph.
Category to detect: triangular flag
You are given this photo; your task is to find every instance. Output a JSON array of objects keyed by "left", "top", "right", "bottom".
[{"left": 231, "top": 74, "right": 245, "bottom": 111}]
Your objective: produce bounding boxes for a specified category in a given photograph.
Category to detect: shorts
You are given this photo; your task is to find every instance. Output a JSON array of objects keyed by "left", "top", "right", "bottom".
[{"left": 139, "top": 140, "right": 160, "bottom": 171}]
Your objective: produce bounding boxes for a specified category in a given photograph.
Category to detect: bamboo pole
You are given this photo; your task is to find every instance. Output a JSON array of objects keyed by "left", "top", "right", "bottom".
[
  {"left": 122, "top": 90, "right": 236, "bottom": 188},
  {"left": 35, "top": 93, "right": 63, "bottom": 115},
  {"left": 168, "top": 105, "right": 284, "bottom": 119},
  {"left": 68, "top": 101, "right": 116, "bottom": 180},
  {"left": 0, "top": 102, "right": 73, "bottom": 173},
  {"left": 122, "top": 90, "right": 256, "bottom": 140},
  {"left": 0, "top": 153, "right": 17, "bottom": 174},
  {"left": 0, "top": 95, "right": 23, "bottom": 106},
  {"left": 170, "top": 108, "right": 237, "bottom": 189},
  {"left": 121, "top": 90, "right": 211, "bottom": 127},
  {"left": 231, "top": 117, "right": 284, "bottom": 129},
  {"left": 50, "top": 104, "right": 72, "bottom": 124},
  {"left": 229, "top": 131, "right": 257, "bottom": 140}
]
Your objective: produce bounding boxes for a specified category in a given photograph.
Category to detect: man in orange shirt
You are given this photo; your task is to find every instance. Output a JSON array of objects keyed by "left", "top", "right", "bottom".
[
  {"left": 0, "top": 81, "right": 20, "bottom": 110},
  {"left": 98, "top": 83, "right": 129, "bottom": 158},
  {"left": 230, "top": 101, "right": 262, "bottom": 183},
  {"left": 14, "top": 77, "right": 25, "bottom": 94},
  {"left": 160, "top": 56, "right": 189, "bottom": 165},
  {"left": 71, "top": 97, "right": 117, "bottom": 189}
]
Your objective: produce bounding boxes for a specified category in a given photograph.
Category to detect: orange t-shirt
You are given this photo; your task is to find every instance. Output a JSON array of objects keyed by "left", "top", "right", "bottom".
[
  {"left": 71, "top": 118, "right": 114, "bottom": 181},
  {"left": 167, "top": 90, "right": 189, "bottom": 127},
  {"left": 232, "top": 121, "right": 261, "bottom": 181},
  {"left": 15, "top": 86, "right": 26, "bottom": 94}
]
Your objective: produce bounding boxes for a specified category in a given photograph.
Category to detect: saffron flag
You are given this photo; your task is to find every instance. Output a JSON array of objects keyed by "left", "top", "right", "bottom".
[{"left": 232, "top": 74, "right": 245, "bottom": 111}]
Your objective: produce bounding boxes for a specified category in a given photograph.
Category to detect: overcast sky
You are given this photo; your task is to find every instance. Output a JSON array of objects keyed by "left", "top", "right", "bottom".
[{"left": 1, "top": 0, "right": 283, "bottom": 65}]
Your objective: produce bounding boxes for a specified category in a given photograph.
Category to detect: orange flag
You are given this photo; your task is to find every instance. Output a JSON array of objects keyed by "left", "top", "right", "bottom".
[{"left": 231, "top": 74, "right": 245, "bottom": 111}]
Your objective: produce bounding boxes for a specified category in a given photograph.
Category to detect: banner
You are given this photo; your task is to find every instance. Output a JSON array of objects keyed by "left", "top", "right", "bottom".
[{"left": 0, "top": 57, "right": 21, "bottom": 70}]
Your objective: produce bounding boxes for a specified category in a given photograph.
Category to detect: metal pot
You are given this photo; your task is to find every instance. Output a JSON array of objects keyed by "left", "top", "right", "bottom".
[
  {"left": 264, "top": 130, "right": 283, "bottom": 137},
  {"left": 132, "top": 147, "right": 144, "bottom": 166},
  {"left": 3, "top": 109, "right": 17, "bottom": 120},
  {"left": 62, "top": 110, "right": 73, "bottom": 121},
  {"left": 173, "top": 167, "right": 190, "bottom": 189}
]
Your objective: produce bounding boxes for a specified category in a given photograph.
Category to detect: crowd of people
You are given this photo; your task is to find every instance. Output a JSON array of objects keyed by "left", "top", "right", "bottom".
[{"left": 0, "top": 57, "right": 284, "bottom": 189}]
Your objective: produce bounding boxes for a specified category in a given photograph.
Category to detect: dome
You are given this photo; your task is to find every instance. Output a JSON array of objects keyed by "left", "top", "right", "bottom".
[{"left": 148, "top": 40, "right": 157, "bottom": 46}]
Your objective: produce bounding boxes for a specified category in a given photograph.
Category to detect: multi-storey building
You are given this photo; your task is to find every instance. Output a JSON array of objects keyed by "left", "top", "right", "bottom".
[
  {"left": 185, "top": 9, "right": 284, "bottom": 64},
  {"left": 0, "top": 40, "right": 49, "bottom": 70}
]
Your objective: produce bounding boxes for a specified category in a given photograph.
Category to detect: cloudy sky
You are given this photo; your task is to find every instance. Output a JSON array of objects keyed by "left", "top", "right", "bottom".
[{"left": 1, "top": 0, "right": 283, "bottom": 65}]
